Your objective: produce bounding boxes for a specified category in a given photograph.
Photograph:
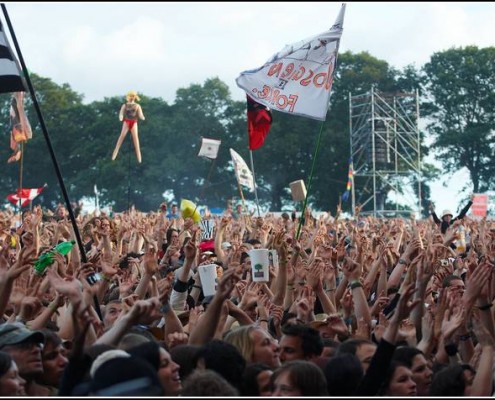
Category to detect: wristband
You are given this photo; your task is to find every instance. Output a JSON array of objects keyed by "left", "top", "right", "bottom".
[
  {"left": 192, "top": 285, "right": 202, "bottom": 289},
  {"left": 259, "top": 319, "right": 268, "bottom": 323},
  {"left": 350, "top": 281, "right": 362, "bottom": 290},
  {"left": 478, "top": 303, "right": 493, "bottom": 311},
  {"left": 101, "top": 273, "right": 112, "bottom": 282},
  {"left": 459, "top": 333, "right": 472, "bottom": 341},
  {"left": 398, "top": 258, "right": 408, "bottom": 265},
  {"left": 49, "top": 303, "right": 59, "bottom": 312}
]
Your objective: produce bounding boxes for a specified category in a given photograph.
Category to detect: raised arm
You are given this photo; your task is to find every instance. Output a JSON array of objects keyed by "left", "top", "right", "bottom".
[
  {"left": 271, "top": 230, "right": 288, "bottom": 306},
  {"left": 343, "top": 256, "right": 372, "bottom": 329},
  {"left": 188, "top": 267, "right": 240, "bottom": 345}
]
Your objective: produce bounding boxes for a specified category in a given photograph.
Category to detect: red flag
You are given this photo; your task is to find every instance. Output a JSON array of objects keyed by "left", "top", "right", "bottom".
[
  {"left": 247, "top": 94, "right": 272, "bottom": 150},
  {"left": 6, "top": 185, "right": 46, "bottom": 207}
]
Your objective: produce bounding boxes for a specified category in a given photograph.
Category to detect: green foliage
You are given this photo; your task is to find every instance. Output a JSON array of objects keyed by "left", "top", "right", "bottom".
[
  {"left": 0, "top": 53, "right": 437, "bottom": 214},
  {"left": 422, "top": 46, "right": 495, "bottom": 193}
]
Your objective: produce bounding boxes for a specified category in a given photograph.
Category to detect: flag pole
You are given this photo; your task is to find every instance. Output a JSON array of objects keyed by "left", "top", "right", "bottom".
[
  {"left": 191, "top": 158, "right": 217, "bottom": 218},
  {"left": 249, "top": 150, "right": 261, "bottom": 216},
  {"left": 199, "top": 158, "right": 216, "bottom": 202},
  {"left": 237, "top": 180, "right": 247, "bottom": 217},
  {"left": 17, "top": 141, "right": 24, "bottom": 217},
  {"left": 1, "top": 4, "right": 103, "bottom": 321},
  {"left": 296, "top": 121, "right": 326, "bottom": 240},
  {"left": 127, "top": 136, "right": 132, "bottom": 212}
]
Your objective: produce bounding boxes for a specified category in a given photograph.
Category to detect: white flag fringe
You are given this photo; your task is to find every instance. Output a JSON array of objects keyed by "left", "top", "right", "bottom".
[
  {"left": 236, "top": 3, "right": 346, "bottom": 121},
  {"left": 230, "top": 148, "right": 255, "bottom": 192}
]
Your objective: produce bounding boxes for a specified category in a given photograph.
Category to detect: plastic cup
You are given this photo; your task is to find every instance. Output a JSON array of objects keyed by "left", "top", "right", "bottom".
[
  {"left": 249, "top": 249, "right": 270, "bottom": 282},
  {"left": 198, "top": 264, "right": 218, "bottom": 296}
]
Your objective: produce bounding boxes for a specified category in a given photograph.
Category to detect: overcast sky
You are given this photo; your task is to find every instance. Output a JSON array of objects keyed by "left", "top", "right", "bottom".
[{"left": 2, "top": 2, "right": 494, "bottom": 213}]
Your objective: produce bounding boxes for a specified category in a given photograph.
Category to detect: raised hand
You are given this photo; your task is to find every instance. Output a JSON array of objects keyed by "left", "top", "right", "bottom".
[
  {"left": 215, "top": 267, "right": 241, "bottom": 300},
  {"left": 441, "top": 302, "right": 465, "bottom": 342}
]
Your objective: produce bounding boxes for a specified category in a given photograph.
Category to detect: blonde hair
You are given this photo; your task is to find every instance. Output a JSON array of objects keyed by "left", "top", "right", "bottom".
[
  {"left": 126, "top": 91, "right": 140, "bottom": 102},
  {"left": 223, "top": 325, "right": 257, "bottom": 363}
]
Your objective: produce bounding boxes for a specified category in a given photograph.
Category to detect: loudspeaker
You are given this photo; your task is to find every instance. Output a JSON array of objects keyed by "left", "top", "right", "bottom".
[{"left": 290, "top": 180, "right": 307, "bottom": 202}]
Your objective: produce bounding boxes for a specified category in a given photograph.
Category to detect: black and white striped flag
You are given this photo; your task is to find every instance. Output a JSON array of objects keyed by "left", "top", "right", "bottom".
[
  {"left": 0, "top": 20, "right": 25, "bottom": 93},
  {"left": 199, "top": 219, "right": 215, "bottom": 241}
]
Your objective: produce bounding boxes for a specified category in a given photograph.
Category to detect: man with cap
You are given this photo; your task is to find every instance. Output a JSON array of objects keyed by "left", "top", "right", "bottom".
[
  {"left": 0, "top": 322, "right": 47, "bottom": 395},
  {"left": 429, "top": 194, "right": 474, "bottom": 234}
]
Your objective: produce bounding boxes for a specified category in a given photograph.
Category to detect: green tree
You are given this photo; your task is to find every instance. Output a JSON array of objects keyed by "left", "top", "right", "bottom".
[
  {"left": 0, "top": 73, "right": 89, "bottom": 209},
  {"left": 422, "top": 46, "right": 495, "bottom": 193}
]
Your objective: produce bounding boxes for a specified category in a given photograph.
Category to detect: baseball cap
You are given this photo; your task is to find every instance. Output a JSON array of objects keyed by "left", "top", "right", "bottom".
[{"left": 0, "top": 322, "right": 45, "bottom": 348}]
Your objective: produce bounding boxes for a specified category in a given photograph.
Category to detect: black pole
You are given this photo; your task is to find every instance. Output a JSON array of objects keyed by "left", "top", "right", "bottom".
[
  {"left": 1, "top": 4, "right": 103, "bottom": 321},
  {"left": 127, "top": 135, "right": 131, "bottom": 211}
]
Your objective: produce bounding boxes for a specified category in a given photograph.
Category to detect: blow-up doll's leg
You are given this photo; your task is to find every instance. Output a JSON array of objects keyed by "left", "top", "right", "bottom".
[
  {"left": 130, "top": 125, "right": 141, "bottom": 163},
  {"left": 112, "top": 123, "right": 129, "bottom": 161}
]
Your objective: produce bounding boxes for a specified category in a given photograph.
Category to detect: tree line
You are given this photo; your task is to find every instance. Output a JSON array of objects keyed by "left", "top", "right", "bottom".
[{"left": 0, "top": 46, "right": 493, "bottom": 217}]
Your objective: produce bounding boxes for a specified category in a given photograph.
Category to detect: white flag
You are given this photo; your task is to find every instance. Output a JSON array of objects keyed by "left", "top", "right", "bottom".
[
  {"left": 230, "top": 148, "right": 254, "bottom": 192},
  {"left": 236, "top": 3, "right": 345, "bottom": 121},
  {"left": 198, "top": 137, "right": 221, "bottom": 159}
]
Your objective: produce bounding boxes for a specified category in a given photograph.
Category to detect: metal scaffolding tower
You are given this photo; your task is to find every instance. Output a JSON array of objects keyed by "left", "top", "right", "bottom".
[{"left": 349, "top": 86, "right": 421, "bottom": 217}]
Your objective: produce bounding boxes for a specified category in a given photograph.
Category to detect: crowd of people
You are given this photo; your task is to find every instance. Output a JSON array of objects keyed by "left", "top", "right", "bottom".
[{"left": 0, "top": 194, "right": 494, "bottom": 397}]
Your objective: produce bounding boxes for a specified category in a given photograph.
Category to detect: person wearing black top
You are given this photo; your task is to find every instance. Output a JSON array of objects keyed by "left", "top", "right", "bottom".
[{"left": 429, "top": 194, "right": 474, "bottom": 234}]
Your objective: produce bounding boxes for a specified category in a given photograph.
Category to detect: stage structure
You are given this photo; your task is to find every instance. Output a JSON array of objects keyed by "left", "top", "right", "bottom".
[{"left": 349, "top": 86, "right": 421, "bottom": 217}]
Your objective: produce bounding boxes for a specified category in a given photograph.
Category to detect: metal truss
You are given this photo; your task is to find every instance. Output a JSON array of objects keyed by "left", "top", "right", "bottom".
[{"left": 349, "top": 86, "right": 421, "bottom": 217}]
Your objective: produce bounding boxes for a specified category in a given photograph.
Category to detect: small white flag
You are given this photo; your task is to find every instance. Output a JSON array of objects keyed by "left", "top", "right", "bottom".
[
  {"left": 236, "top": 3, "right": 346, "bottom": 121},
  {"left": 230, "top": 148, "right": 254, "bottom": 192},
  {"left": 198, "top": 138, "right": 221, "bottom": 159}
]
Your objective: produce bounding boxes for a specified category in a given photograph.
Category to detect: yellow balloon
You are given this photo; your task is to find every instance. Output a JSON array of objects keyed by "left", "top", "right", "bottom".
[{"left": 180, "top": 199, "right": 201, "bottom": 223}]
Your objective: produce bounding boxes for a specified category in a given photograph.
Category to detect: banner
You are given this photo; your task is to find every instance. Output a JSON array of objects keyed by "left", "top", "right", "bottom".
[
  {"left": 230, "top": 148, "right": 254, "bottom": 192},
  {"left": 236, "top": 4, "right": 346, "bottom": 121},
  {"left": 471, "top": 193, "right": 488, "bottom": 218},
  {"left": 199, "top": 219, "right": 215, "bottom": 241},
  {"left": 6, "top": 184, "right": 46, "bottom": 207},
  {"left": 198, "top": 137, "right": 221, "bottom": 159}
]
